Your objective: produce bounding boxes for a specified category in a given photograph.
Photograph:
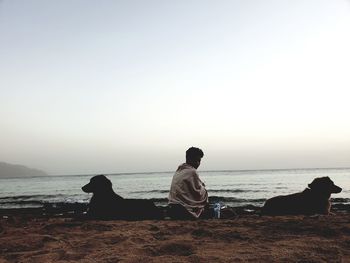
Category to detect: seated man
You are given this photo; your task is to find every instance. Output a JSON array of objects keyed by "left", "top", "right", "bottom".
[{"left": 168, "top": 147, "right": 211, "bottom": 219}]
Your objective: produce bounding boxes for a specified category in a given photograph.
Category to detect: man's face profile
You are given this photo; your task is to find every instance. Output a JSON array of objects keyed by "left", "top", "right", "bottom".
[{"left": 192, "top": 157, "right": 201, "bottom": 169}]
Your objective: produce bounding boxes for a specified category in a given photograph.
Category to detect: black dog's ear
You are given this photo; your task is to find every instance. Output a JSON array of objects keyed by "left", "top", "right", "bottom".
[
  {"left": 308, "top": 179, "right": 316, "bottom": 189},
  {"left": 308, "top": 178, "right": 322, "bottom": 190},
  {"left": 93, "top": 174, "right": 113, "bottom": 189},
  {"left": 104, "top": 177, "right": 112, "bottom": 188}
]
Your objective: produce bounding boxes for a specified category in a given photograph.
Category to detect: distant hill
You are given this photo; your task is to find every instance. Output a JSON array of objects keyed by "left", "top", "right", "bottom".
[{"left": 0, "top": 162, "right": 47, "bottom": 178}]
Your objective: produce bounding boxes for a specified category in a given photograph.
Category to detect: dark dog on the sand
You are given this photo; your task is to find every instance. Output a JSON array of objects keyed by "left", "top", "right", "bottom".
[
  {"left": 261, "top": 177, "right": 342, "bottom": 215},
  {"left": 82, "top": 175, "right": 163, "bottom": 220}
]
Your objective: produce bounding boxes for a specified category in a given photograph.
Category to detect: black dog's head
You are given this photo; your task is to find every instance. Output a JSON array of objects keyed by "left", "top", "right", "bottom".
[
  {"left": 82, "top": 175, "right": 113, "bottom": 194},
  {"left": 308, "top": 176, "right": 342, "bottom": 194}
]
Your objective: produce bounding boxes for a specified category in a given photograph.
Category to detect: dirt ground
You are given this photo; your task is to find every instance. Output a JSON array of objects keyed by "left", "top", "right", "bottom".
[{"left": 1, "top": 213, "right": 350, "bottom": 262}]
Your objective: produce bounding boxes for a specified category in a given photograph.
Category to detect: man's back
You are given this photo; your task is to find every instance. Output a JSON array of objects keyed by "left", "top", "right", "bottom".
[{"left": 168, "top": 163, "right": 208, "bottom": 218}]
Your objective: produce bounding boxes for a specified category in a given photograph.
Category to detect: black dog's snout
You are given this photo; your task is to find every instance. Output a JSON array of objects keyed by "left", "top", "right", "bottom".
[
  {"left": 333, "top": 185, "right": 342, "bottom": 193},
  {"left": 82, "top": 183, "right": 92, "bottom": 193}
]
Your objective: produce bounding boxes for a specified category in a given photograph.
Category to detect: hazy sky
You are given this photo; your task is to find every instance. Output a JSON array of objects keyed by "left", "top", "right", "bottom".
[{"left": 1, "top": 0, "right": 350, "bottom": 174}]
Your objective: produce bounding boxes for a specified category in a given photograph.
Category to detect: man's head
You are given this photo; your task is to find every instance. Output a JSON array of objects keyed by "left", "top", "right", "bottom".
[{"left": 186, "top": 147, "right": 204, "bottom": 169}]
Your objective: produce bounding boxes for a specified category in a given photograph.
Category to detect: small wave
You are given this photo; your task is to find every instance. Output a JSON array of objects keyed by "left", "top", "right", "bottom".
[
  {"left": 0, "top": 200, "right": 43, "bottom": 205},
  {"left": 0, "top": 194, "right": 70, "bottom": 201},
  {"left": 331, "top": 198, "right": 350, "bottom": 203},
  {"left": 148, "top": 196, "right": 266, "bottom": 204},
  {"left": 131, "top": 190, "right": 170, "bottom": 194},
  {"left": 131, "top": 189, "right": 262, "bottom": 194},
  {"left": 0, "top": 194, "right": 90, "bottom": 209},
  {"left": 208, "top": 189, "right": 263, "bottom": 193},
  {"left": 208, "top": 196, "right": 266, "bottom": 203}
]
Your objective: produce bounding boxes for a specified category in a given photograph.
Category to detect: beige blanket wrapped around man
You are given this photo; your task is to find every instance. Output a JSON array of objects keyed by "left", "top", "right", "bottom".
[{"left": 168, "top": 163, "right": 208, "bottom": 218}]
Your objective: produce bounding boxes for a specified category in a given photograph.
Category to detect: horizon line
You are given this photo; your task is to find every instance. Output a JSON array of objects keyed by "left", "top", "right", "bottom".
[{"left": 47, "top": 166, "right": 350, "bottom": 177}]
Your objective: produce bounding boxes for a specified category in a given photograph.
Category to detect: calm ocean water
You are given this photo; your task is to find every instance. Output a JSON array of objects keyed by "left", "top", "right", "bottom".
[{"left": 0, "top": 168, "right": 349, "bottom": 209}]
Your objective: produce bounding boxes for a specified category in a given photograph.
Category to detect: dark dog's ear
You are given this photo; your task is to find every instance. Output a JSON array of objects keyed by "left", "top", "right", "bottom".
[
  {"left": 103, "top": 177, "right": 112, "bottom": 188},
  {"left": 308, "top": 179, "right": 317, "bottom": 190},
  {"left": 308, "top": 177, "right": 326, "bottom": 191},
  {"left": 93, "top": 175, "right": 112, "bottom": 188}
]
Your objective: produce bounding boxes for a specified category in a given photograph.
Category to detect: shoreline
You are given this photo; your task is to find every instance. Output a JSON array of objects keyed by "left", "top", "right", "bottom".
[{"left": 1, "top": 201, "right": 350, "bottom": 219}]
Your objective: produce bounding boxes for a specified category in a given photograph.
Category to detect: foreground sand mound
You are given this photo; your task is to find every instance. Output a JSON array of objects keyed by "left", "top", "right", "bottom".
[{"left": 1, "top": 214, "right": 350, "bottom": 262}]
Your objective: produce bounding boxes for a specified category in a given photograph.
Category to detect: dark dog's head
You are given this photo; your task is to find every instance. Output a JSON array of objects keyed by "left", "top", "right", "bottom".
[
  {"left": 82, "top": 175, "right": 113, "bottom": 194},
  {"left": 308, "top": 176, "right": 342, "bottom": 194}
]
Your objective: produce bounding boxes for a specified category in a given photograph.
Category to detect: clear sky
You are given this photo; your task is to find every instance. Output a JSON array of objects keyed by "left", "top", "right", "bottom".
[{"left": 1, "top": 0, "right": 349, "bottom": 175}]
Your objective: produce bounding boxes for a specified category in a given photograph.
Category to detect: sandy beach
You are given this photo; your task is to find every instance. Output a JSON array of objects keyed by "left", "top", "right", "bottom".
[{"left": 1, "top": 210, "right": 350, "bottom": 263}]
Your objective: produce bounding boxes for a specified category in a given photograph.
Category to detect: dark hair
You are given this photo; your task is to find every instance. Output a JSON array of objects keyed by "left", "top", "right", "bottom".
[{"left": 186, "top": 147, "right": 204, "bottom": 162}]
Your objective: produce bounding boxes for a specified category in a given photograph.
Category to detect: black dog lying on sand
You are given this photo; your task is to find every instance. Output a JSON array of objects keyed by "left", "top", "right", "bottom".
[
  {"left": 82, "top": 175, "right": 163, "bottom": 220},
  {"left": 261, "top": 176, "right": 342, "bottom": 215}
]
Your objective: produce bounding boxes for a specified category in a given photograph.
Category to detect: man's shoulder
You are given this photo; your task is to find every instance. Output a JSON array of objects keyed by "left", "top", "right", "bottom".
[
  {"left": 176, "top": 163, "right": 197, "bottom": 174},
  {"left": 174, "top": 165, "right": 199, "bottom": 182}
]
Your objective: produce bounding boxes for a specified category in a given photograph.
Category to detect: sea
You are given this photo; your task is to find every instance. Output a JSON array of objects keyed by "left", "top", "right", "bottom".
[{"left": 0, "top": 168, "right": 349, "bottom": 209}]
